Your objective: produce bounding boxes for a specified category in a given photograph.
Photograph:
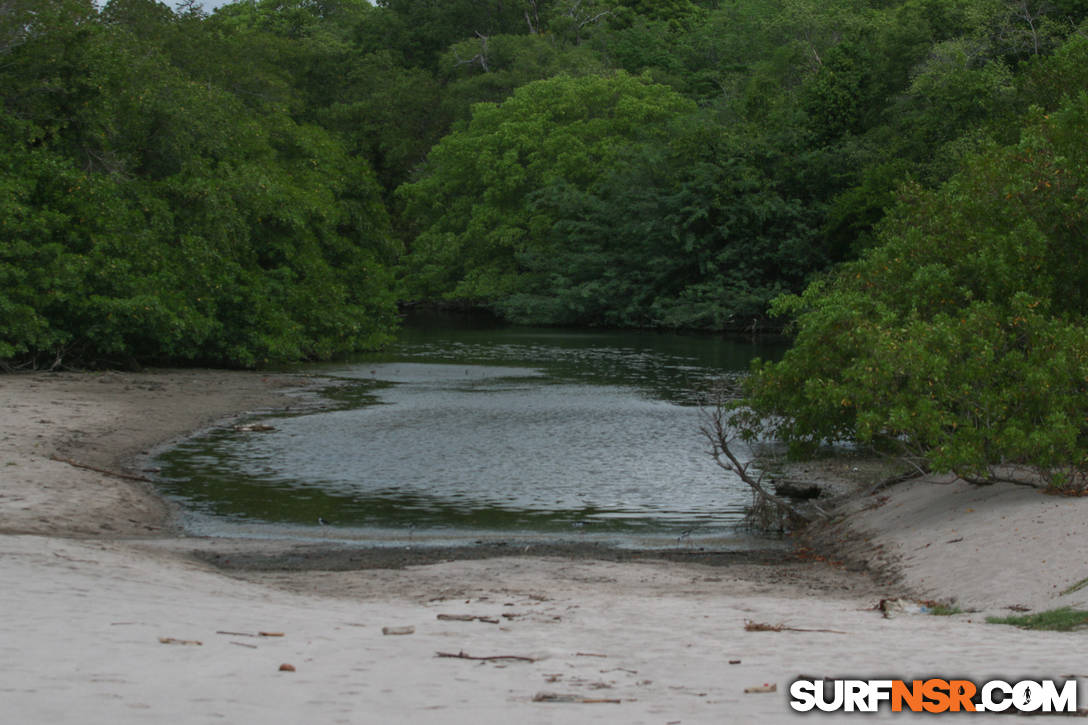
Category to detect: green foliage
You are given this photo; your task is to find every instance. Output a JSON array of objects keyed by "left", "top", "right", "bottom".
[
  {"left": 926, "top": 603, "right": 964, "bottom": 616},
  {"left": 399, "top": 72, "right": 696, "bottom": 302},
  {"left": 987, "top": 607, "right": 1088, "bottom": 631},
  {"left": 1018, "top": 34, "right": 1088, "bottom": 112},
  {"left": 892, "top": 39, "right": 1017, "bottom": 158},
  {"left": 314, "top": 49, "right": 446, "bottom": 193},
  {"left": 6, "top": 0, "right": 1088, "bottom": 379},
  {"left": 373, "top": 0, "right": 535, "bottom": 68},
  {"left": 739, "top": 92, "right": 1088, "bottom": 483},
  {"left": 438, "top": 33, "right": 604, "bottom": 124},
  {"left": 0, "top": 0, "right": 399, "bottom": 368},
  {"left": 503, "top": 122, "right": 822, "bottom": 328}
]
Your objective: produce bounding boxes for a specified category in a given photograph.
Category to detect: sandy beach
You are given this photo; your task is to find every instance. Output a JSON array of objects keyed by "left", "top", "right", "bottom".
[{"left": 2, "top": 370, "right": 1088, "bottom": 723}]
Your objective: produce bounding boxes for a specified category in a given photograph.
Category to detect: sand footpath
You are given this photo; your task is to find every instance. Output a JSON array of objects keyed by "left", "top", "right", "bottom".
[{"left": 2, "top": 370, "right": 1087, "bottom": 724}]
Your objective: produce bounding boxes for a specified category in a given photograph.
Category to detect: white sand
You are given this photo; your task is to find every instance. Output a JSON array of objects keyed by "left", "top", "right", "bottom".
[
  {"left": 2, "top": 371, "right": 1087, "bottom": 723},
  {"left": 826, "top": 475, "right": 1088, "bottom": 614}
]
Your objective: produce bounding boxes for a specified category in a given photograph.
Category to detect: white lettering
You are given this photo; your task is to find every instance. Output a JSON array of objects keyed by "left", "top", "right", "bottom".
[
  {"left": 867, "top": 680, "right": 893, "bottom": 711},
  {"left": 789, "top": 680, "right": 817, "bottom": 712},
  {"left": 1041, "top": 680, "right": 1078, "bottom": 713},
  {"left": 818, "top": 679, "right": 844, "bottom": 712},
  {"left": 844, "top": 680, "right": 869, "bottom": 712},
  {"left": 1013, "top": 681, "right": 1043, "bottom": 712},
  {"left": 982, "top": 680, "right": 1013, "bottom": 712}
]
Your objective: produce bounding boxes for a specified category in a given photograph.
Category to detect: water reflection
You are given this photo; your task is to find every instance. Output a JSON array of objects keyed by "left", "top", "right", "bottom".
[{"left": 154, "top": 315, "right": 785, "bottom": 547}]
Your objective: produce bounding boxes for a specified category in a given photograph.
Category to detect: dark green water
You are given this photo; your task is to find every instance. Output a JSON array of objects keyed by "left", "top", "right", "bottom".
[{"left": 154, "top": 313, "right": 785, "bottom": 548}]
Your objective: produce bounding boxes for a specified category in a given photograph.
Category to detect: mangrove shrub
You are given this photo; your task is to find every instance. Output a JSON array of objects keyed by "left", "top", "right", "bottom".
[{"left": 738, "top": 90, "right": 1088, "bottom": 487}]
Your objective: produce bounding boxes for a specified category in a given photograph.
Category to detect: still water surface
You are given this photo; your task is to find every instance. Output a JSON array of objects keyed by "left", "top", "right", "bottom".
[{"left": 155, "top": 314, "right": 785, "bottom": 548}]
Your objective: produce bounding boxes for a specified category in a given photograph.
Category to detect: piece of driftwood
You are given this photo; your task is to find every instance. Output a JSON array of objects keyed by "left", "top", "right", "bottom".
[
  {"left": 575, "top": 652, "right": 608, "bottom": 658},
  {"left": 50, "top": 455, "right": 152, "bottom": 483},
  {"left": 437, "top": 614, "right": 500, "bottom": 624},
  {"left": 217, "top": 630, "right": 258, "bottom": 637},
  {"left": 532, "top": 692, "right": 621, "bottom": 704},
  {"left": 744, "top": 620, "right": 847, "bottom": 634},
  {"left": 382, "top": 626, "right": 415, "bottom": 636},
  {"left": 744, "top": 683, "right": 778, "bottom": 694},
  {"left": 258, "top": 631, "right": 285, "bottom": 637},
  {"left": 229, "top": 641, "right": 258, "bottom": 649},
  {"left": 436, "top": 650, "right": 536, "bottom": 663},
  {"left": 159, "top": 637, "right": 202, "bottom": 646}
]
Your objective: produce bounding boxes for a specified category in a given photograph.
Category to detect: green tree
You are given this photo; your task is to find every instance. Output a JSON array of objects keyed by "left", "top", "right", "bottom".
[
  {"left": 501, "top": 120, "right": 821, "bottom": 329},
  {"left": 373, "top": 0, "right": 538, "bottom": 68},
  {"left": 398, "top": 72, "right": 695, "bottom": 302},
  {"left": 738, "top": 92, "right": 1088, "bottom": 487},
  {"left": 316, "top": 49, "right": 446, "bottom": 194},
  {"left": 0, "top": 2, "right": 400, "bottom": 367},
  {"left": 437, "top": 32, "right": 603, "bottom": 124}
]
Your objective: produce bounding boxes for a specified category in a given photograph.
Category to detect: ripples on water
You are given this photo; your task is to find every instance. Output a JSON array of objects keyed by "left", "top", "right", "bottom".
[{"left": 154, "top": 315, "right": 786, "bottom": 548}]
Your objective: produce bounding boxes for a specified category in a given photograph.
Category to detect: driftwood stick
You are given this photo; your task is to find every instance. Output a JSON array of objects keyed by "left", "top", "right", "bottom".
[
  {"left": 437, "top": 614, "right": 500, "bottom": 624},
  {"left": 780, "top": 626, "right": 848, "bottom": 634},
  {"left": 50, "top": 455, "right": 152, "bottom": 483},
  {"left": 745, "top": 620, "right": 847, "bottom": 634},
  {"left": 532, "top": 692, "right": 621, "bottom": 703},
  {"left": 159, "top": 637, "right": 202, "bottom": 646},
  {"left": 436, "top": 650, "right": 536, "bottom": 663}
]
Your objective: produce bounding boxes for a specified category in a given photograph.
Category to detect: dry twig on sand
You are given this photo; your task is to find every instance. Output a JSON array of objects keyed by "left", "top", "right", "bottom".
[
  {"left": 437, "top": 614, "right": 499, "bottom": 624},
  {"left": 532, "top": 692, "right": 621, "bottom": 704},
  {"left": 436, "top": 650, "right": 536, "bottom": 663},
  {"left": 744, "top": 620, "right": 847, "bottom": 634},
  {"left": 158, "top": 637, "right": 202, "bottom": 646}
]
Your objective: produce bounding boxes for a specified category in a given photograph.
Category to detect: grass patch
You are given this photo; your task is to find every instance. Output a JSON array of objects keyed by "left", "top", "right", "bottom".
[
  {"left": 927, "top": 604, "right": 963, "bottom": 616},
  {"left": 986, "top": 607, "right": 1088, "bottom": 631}
]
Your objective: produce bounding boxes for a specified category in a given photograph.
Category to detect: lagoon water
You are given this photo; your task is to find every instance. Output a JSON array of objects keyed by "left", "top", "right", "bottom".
[{"left": 154, "top": 313, "right": 785, "bottom": 549}]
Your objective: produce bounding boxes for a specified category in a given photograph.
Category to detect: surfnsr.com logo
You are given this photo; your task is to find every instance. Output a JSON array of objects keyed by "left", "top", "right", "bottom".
[{"left": 789, "top": 678, "right": 1078, "bottom": 713}]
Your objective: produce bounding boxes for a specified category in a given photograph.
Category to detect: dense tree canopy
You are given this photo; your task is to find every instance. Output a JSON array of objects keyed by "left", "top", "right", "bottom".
[
  {"left": 1, "top": 0, "right": 399, "bottom": 367},
  {"left": 737, "top": 47, "right": 1088, "bottom": 485},
  {"left": 399, "top": 73, "right": 695, "bottom": 300},
  {"left": 4, "top": 0, "right": 1088, "bottom": 394}
]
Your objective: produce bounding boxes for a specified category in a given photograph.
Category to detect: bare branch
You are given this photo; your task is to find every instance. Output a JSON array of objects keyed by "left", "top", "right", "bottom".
[
  {"left": 453, "top": 32, "right": 490, "bottom": 72},
  {"left": 524, "top": 0, "right": 540, "bottom": 34},
  {"left": 578, "top": 10, "right": 612, "bottom": 28},
  {"left": 699, "top": 392, "right": 826, "bottom": 525}
]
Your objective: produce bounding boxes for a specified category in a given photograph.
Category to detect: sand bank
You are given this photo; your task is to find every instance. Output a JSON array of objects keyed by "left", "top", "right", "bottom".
[{"left": 2, "top": 370, "right": 1087, "bottom": 723}]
